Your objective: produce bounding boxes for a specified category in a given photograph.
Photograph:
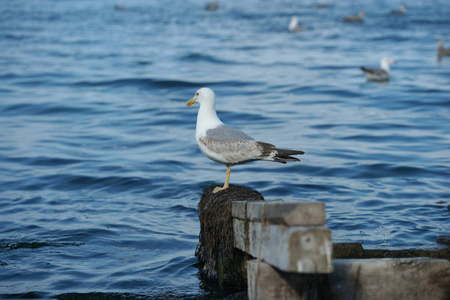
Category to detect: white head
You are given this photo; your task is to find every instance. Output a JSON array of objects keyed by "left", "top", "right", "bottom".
[
  {"left": 399, "top": 5, "right": 406, "bottom": 12},
  {"left": 186, "top": 87, "right": 216, "bottom": 107},
  {"left": 438, "top": 38, "right": 443, "bottom": 47},
  {"left": 380, "top": 58, "right": 396, "bottom": 71},
  {"left": 359, "top": 10, "right": 365, "bottom": 17}
]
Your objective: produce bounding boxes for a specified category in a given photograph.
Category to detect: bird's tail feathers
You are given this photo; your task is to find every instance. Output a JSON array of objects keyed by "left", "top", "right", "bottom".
[{"left": 258, "top": 142, "right": 304, "bottom": 163}]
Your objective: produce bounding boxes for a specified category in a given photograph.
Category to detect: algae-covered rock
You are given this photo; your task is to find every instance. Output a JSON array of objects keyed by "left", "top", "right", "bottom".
[{"left": 195, "top": 184, "right": 264, "bottom": 290}]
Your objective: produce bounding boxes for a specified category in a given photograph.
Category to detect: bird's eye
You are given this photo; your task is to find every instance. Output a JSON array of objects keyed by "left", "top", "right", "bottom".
[{"left": 196, "top": 92, "right": 199, "bottom": 96}]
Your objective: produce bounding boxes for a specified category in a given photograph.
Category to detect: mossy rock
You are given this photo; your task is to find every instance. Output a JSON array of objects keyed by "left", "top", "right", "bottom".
[{"left": 196, "top": 184, "right": 264, "bottom": 291}]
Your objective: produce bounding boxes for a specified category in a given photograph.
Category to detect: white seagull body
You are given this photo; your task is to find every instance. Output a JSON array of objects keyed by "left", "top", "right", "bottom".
[
  {"left": 289, "top": 16, "right": 307, "bottom": 32},
  {"left": 187, "top": 88, "right": 304, "bottom": 193},
  {"left": 361, "top": 58, "right": 396, "bottom": 81},
  {"left": 390, "top": 5, "right": 406, "bottom": 15},
  {"left": 343, "top": 10, "right": 365, "bottom": 22}
]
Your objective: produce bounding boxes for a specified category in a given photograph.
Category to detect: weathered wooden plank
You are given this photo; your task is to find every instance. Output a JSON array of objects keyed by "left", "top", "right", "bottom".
[
  {"left": 233, "top": 218, "right": 246, "bottom": 251},
  {"left": 231, "top": 200, "right": 248, "bottom": 220},
  {"left": 234, "top": 219, "right": 333, "bottom": 273},
  {"left": 248, "top": 258, "right": 449, "bottom": 300},
  {"left": 333, "top": 242, "right": 450, "bottom": 260},
  {"left": 247, "top": 260, "right": 303, "bottom": 300},
  {"left": 232, "top": 200, "right": 326, "bottom": 226},
  {"left": 330, "top": 258, "right": 450, "bottom": 300}
]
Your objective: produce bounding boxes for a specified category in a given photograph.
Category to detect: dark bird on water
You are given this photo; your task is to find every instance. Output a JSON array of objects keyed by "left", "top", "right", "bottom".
[
  {"left": 390, "top": 5, "right": 406, "bottom": 15},
  {"left": 343, "top": 10, "right": 365, "bottom": 22},
  {"left": 205, "top": 1, "right": 218, "bottom": 11},
  {"left": 361, "top": 58, "right": 396, "bottom": 82},
  {"left": 438, "top": 39, "right": 450, "bottom": 57}
]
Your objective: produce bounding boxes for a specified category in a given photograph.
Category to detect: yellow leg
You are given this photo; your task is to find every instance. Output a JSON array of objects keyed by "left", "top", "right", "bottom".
[{"left": 213, "top": 166, "right": 231, "bottom": 193}]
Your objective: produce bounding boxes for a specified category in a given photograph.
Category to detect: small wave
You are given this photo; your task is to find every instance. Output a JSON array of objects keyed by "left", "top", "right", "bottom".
[
  {"left": 1, "top": 103, "right": 94, "bottom": 117},
  {"left": 339, "top": 134, "right": 443, "bottom": 143},
  {"left": 3, "top": 33, "right": 29, "bottom": 40},
  {"left": 2, "top": 155, "right": 84, "bottom": 167},
  {"left": 179, "top": 52, "right": 239, "bottom": 65},
  {"left": 0, "top": 174, "right": 156, "bottom": 193},
  {"left": 1, "top": 292, "right": 53, "bottom": 299},
  {"left": 168, "top": 205, "right": 198, "bottom": 214},
  {"left": 73, "top": 77, "right": 264, "bottom": 93},
  {"left": 1, "top": 241, "right": 84, "bottom": 251},
  {"left": 411, "top": 19, "right": 450, "bottom": 25},
  {"left": 368, "top": 35, "right": 410, "bottom": 42},
  {"left": 73, "top": 77, "right": 212, "bottom": 90},
  {"left": 352, "top": 163, "right": 448, "bottom": 179}
]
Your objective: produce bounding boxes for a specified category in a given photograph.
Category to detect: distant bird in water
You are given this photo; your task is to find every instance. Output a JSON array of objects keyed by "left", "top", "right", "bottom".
[
  {"left": 114, "top": 5, "right": 126, "bottom": 11},
  {"left": 437, "top": 39, "right": 450, "bottom": 58},
  {"left": 205, "top": 1, "right": 218, "bottom": 11},
  {"left": 314, "top": 1, "right": 329, "bottom": 8},
  {"left": 289, "top": 17, "right": 307, "bottom": 32},
  {"left": 343, "top": 10, "right": 365, "bottom": 22},
  {"left": 361, "top": 58, "right": 396, "bottom": 81},
  {"left": 390, "top": 5, "right": 406, "bottom": 15}
]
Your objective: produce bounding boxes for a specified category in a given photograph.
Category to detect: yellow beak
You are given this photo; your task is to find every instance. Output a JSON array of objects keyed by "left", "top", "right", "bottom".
[{"left": 186, "top": 98, "right": 196, "bottom": 107}]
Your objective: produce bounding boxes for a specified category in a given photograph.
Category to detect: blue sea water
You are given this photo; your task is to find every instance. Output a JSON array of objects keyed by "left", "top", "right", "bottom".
[{"left": 0, "top": 0, "right": 449, "bottom": 298}]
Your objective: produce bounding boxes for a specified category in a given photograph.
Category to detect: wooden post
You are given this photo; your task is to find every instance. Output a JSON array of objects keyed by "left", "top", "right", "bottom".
[
  {"left": 232, "top": 201, "right": 333, "bottom": 273},
  {"left": 232, "top": 200, "right": 333, "bottom": 300},
  {"left": 247, "top": 260, "right": 331, "bottom": 300},
  {"left": 330, "top": 258, "right": 450, "bottom": 300},
  {"left": 231, "top": 200, "right": 450, "bottom": 299}
]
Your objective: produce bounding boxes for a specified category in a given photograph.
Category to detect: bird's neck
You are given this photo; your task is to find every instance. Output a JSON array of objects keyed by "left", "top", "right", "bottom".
[
  {"left": 196, "top": 103, "right": 223, "bottom": 137},
  {"left": 381, "top": 61, "right": 390, "bottom": 72}
]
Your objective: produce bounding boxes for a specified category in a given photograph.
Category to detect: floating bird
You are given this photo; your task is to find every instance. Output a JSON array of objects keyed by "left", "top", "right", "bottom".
[
  {"left": 289, "top": 16, "right": 307, "bottom": 32},
  {"left": 314, "top": 1, "right": 329, "bottom": 8},
  {"left": 343, "top": 10, "right": 365, "bottom": 22},
  {"left": 437, "top": 39, "right": 450, "bottom": 57},
  {"left": 390, "top": 5, "right": 406, "bottom": 15},
  {"left": 186, "top": 88, "right": 304, "bottom": 193},
  {"left": 205, "top": 0, "right": 218, "bottom": 11},
  {"left": 114, "top": 5, "right": 126, "bottom": 11},
  {"left": 361, "top": 58, "right": 396, "bottom": 81}
]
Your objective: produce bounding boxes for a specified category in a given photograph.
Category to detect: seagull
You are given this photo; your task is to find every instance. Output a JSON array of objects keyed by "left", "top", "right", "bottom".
[
  {"left": 438, "top": 39, "right": 450, "bottom": 57},
  {"left": 289, "top": 16, "right": 307, "bottom": 32},
  {"left": 114, "top": 5, "right": 126, "bottom": 11},
  {"left": 314, "top": 1, "right": 329, "bottom": 8},
  {"left": 361, "top": 58, "right": 396, "bottom": 81},
  {"left": 186, "top": 88, "right": 304, "bottom": 193},
  {"left": 343, "top": 10, "right": 365, "bottom": 22},
  {"left": 205, "top": 0, "right": 218, "bottom": 11},
  {"left": 390, "top": 5, "right": 406, "bottom": 15}
]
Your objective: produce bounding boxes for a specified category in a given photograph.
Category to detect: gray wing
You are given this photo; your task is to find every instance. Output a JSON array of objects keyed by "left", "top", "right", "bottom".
[
  {"left": 361, "top": 67, "right": 387, "bottom": 76},
  {"left": 201, "top": 125, "right": 263, "bottom": 164},
  {"left": 205, "top": 124, "right": 254, "bottom": 143}
]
